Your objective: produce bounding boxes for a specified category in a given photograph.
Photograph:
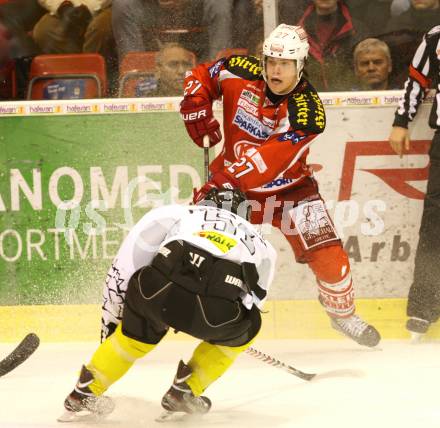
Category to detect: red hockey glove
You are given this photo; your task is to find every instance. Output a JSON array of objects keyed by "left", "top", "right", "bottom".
[
  {"left": 180, "top": 97, "right": 222, "bottom": 147},
  {"left": 193, "top": 171, "right": 240, "bottom": 204}
]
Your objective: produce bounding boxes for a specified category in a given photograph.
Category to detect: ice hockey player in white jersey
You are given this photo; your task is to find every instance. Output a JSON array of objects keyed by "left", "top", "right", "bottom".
[{"left": 59, "top": 188, "right": 277, "bottom": 422}]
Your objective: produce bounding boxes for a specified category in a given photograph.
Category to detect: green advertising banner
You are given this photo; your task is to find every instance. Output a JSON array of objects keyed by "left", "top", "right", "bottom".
[{"left": 0, "top": 112, "right": 203, "bottom": 305}]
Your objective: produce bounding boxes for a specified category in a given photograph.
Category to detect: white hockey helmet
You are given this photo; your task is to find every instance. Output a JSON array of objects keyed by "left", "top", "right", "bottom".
[{"left": 262, "top": 24, "right": 309, "bottom": 85}]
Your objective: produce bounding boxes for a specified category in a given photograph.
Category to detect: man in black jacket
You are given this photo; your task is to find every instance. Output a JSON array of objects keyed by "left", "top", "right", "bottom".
[{"left": 295, "top": 0, "right": 369, "bottom": 91}]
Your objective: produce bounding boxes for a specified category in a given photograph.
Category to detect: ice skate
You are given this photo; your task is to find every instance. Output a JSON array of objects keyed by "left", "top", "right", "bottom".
[
  {"left": 157, "top": 360, "right": 211, "bottom": 422},
  {"left": 406, "top": 317, "right": 430, "bottom": 343},
  {"left": 58, "top": 365, "right": 114, "bottom": 423},
  {"left": 331, "top": 314, "right": 381, "bottom": 347}
]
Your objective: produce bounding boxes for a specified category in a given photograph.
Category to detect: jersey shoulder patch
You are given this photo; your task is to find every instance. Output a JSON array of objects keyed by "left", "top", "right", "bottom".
[
  {"left": 287, "top": 79, "right": 326, "bottom": 135},
  {"left": 225, "top": 55, "right": 263, "bottom": 81}
]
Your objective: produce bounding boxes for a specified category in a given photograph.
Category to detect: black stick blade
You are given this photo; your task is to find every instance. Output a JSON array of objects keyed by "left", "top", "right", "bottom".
[{"left": 0, "top": 333, "right": 40, "bottom": 377}]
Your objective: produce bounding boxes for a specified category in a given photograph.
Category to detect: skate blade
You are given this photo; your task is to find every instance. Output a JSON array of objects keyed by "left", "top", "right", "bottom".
[
  {"left": 155, "top": 410, "right": 201, "bottom": 423},
  {"left": 57, "top": 410, "right": 102, "bottom": 423},
  {"left": 156, "top": 410, "right": 182, "bottom": 423}
]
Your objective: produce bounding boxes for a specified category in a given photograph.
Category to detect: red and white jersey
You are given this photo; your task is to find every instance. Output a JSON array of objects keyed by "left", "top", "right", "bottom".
[
  {"left": 102, "top": 204, "right": 277, "bottom": 334},
  {"left": 183, "top": 55, "right": 326, "bottom": 195}
]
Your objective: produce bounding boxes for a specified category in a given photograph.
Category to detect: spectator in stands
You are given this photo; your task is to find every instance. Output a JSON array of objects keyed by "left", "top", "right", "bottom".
[
  {"left": 152, "top": 43, "right": 196, "bottom": 96},
  {"left": 390, "top": 0, "right": 411, "bottom": 15},
  {"left": 278, "top": 0, "right": 308, "bottom": 25},
  {"left": 0, "top": 0, "right": 45, "bottom": 99},
  {"left": 344, "top": 0, "right": 393, "bottom": 35},
  {"left": 353, "top": 38, "right": 393, "bottom": 90},
  {"left": 295, "top": 0, "right": 369, "bottom": 91},
  {"left": 112, "top": 0, "right": 256, "bottom": 65},
  {"left": 0, "top": 0, "right": 43, "bottom": 58},
  {"left": 134, "top": 42, "right": 196, "bottom": 97},
  {"left": 33, "top": 1, "right": 113, "bottom": 58},
  {"left": 379, "top": 0, "right": 440, "bottom": 88},
  {"left": 206, "top": 0, "right": 258, "bottom": 60},
  {"left": 279, "top": 0, "right": 392, "bottom": 39},
  {"left": 33, "top": 1, "right": 117, "bottom": 94},
  {"left": 386, "top": 0, "right": 440, "bottom": 34}
]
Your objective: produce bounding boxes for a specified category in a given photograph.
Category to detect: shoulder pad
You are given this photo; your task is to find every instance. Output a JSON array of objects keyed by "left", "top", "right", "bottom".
[
  {"left": 225, "top": 55, "right": 263, "bottom": 80},
  {"left": 287, "top": 80, "right": 326, "bottom": 134}
]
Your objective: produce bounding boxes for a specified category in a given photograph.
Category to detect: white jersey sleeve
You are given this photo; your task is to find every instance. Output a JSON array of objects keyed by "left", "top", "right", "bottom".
[
  {"left": 101, "top": 204, "right": 277, "bottom": 338},
  {"left": 101, "top": 205, "right": 184, "bottom": 338}
]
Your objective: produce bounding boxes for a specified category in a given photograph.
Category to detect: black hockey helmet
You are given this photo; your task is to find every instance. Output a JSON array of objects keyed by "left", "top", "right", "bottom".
[{"left": 199, "top": 187, "right": 251, "bottom": 221}]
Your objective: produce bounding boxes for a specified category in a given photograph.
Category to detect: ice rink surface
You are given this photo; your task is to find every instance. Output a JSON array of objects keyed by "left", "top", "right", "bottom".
[{"left": 0, "top": 339, "right": 439, "bottom": 428}]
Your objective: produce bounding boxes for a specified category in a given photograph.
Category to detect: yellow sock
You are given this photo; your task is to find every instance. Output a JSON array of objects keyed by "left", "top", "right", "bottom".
[
  {"left": 186, "top": 340, "right": 253, "bottom": 396},
  {"left": 86, "top": 324, "right": 156, "bottom": 395}
]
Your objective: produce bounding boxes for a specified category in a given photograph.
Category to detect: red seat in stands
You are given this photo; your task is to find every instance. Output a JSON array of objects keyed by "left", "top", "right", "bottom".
[
  {"left": 27, "top": 53, "right": 107, "bottom": 100},
  {"left": 118, "top": 51, "right": 158, "bottom": 97}
]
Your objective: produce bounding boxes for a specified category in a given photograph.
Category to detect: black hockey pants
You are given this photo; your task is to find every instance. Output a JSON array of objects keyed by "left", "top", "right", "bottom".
[
  {"left": 121, "top": 240, "right": 261, "bottom": 346},
  {"left": 407, "top": 131, "right": 440, "bottom": 322}
]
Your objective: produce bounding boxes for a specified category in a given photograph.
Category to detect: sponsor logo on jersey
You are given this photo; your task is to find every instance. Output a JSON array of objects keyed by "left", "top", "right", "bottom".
[
  {"left": 196, "top": 231, "right": 237, "bottom": 253},
  {"left": 261, "top": 116, "right": 275, "bottom": 128},
  {"left": 225, "top": 274, "right": 244, "bottom": 289},
  {"left": 233, "top": 108, "right": 269, "bottom": 139},
  {"left": 292, "top": 93, "right": 310, "bottom": 126},
  {"left": 189, "top": 252, "right": 205, "bottom": 267},
  {"left": 233, "top": 140, "right": 261, "bottom": 158},
  {"left": 292, "top": 92, "right": 325, "bottom": 130},
  {"left": 263, "top": 177, "right": 295, "bottom": 189},
  {"left": 158, "top": 246, "right": 172, "bottom": 258},
  {"left": 228, "top": 56, "right": 262, "bottom": 76},
  {"left": 237, "top": 98, "right": 259, "bottom": 116},
  {"left": 181, "top": 109, "right": 207, "bottom": 121},
  {"left": 278, "top": 131, "right": 306, "bottom": 144},
  {"left": 296, "top": 200, "right": 338, "bottom": 249},
  {"left": 241, "top": 89, "right": 260, "bottom": 106},
  {"left": 311, "top": 93, "right": 325, "bottom": 129},
  {"left": 208, "top": 59, "right": 225, "bottom": 78}
]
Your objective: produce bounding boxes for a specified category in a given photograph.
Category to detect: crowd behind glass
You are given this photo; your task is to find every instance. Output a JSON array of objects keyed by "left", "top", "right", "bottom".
[{"left": 0, "top": 0, "right": 438, "bottom": 100}]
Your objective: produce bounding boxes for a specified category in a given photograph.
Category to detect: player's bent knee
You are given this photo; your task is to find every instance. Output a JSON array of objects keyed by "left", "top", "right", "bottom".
[
  {"left": 308, "top": 245, "right": 350, "bottom": 283},
  {"left": 114, "top": 324, "right": 155, "bottom": 359}
]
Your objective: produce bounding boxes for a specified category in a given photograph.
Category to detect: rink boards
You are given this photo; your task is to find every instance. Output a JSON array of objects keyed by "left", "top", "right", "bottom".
[
  {"left": 0, "top": 92, "right": 436, "bottom": 340},
  {"left": 2, "top": 299, "right": 440, "bottom": 342}
]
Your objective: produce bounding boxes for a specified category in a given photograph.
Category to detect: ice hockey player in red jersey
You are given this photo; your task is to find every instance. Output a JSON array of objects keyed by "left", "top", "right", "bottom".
[{"left": 180, "top": 23, "right": 380, "bottom": 347}]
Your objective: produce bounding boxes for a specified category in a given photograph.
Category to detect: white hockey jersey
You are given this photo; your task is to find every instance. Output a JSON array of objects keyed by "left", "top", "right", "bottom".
[{"left": 102, "top": 204, "right": 277, "bottom": 337}]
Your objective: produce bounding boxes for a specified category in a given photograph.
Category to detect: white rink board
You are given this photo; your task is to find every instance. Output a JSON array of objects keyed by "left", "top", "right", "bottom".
[{"left": 0, "top": 91, "right": 434, "bottom": 299}]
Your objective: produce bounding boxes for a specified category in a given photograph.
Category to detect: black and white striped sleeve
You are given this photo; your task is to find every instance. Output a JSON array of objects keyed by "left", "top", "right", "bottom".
[{"left": 393, "top": 27, "right": 439, "bottom": 128}]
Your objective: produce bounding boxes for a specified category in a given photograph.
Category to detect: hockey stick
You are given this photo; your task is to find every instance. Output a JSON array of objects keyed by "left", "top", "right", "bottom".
[
  {"left": 199, "top": 136, "right": 314, "bottom": 380},
  {"left": 199, "top": 137, "right": 314, "bottom": 380},
  {"left": 246, "top": 347, "right": 316, "bottom": 381},
  {"left": 0, "top": 333, "right": 40, "bottom": 377},
  {"left": 203, "top": 135, "right": 210, "bottom": 183}
]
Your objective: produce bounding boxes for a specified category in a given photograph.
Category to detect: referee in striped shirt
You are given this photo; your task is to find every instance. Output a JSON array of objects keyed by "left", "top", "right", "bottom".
[{"left": 389, "top": 25, "right": 440, "bottom": 339}]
